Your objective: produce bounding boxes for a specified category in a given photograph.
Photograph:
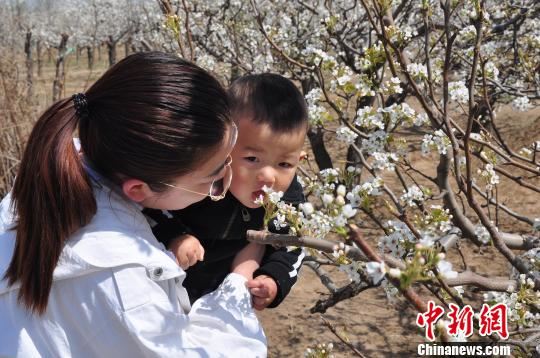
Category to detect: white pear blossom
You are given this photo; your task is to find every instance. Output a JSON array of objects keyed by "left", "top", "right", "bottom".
[
  {"left": 437, "top": 260, "right": 458, "bottom": 279},
  {"left": 519, "top": 147, "right": 532, "bottom": 158},
  {"left": 458, "top": 25, "right": 477, "bottom": 41},
  {"left": 371, "top": 152, "right": 399, "bottom": 171},
  {"left": 512, "top": 96, "right": 532, "bottom": 112},
  {"left": 388, "top": 268, "right": 402, "bottom": 278},
  {"left": 400, "top": 185, "right": 425, "bottom": 207},
  {"left": 421, "top": 130, "right": 451, "bottom": 155},
  {"left": 477, "top": 163, "right": 500, "bottom": 191},
  {"left": 474, "top": 224, "right": 491, "bottom": 244},
  {"left": 322, "top": 193, "right": 334, "bottom": 206},
  {"left": 407, "top": 63, "right": 428, "bottom": 80},
  {"left": 448, "top": 81, "right": 469, "bottom": 103},
  {"left": 484, "top": 61, "right": 499, "bottom": 80},
  {"left": 341, "top": 204, "right": 357, "bottom": 218},
  {"left": 299, "top": 202, "right": 314, "bottom": 216},
  {"left": 381, "top": 76, "right": 402, "bottom": 95},
  {"left": 273, "top": 213, "right": 288, "bottom": 229},
  {"left": 355, "top": 106, "right": 385, "bottom": 129},
  {"left": 336, "top": 126, "right": 358, "bottom": 144},
  {"left": 366, "top": 261, "right": 386, "bottom": 283},
  {"left": 334, "top": 195, "right": 345, "bottom": 206},
  {"left": 362, "top": 130, "right": 389, "bottom": 154}
]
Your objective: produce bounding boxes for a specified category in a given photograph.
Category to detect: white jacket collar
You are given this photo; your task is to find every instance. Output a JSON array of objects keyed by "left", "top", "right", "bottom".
[{"left": 0, "top": 180, "right": 184, "bottom": 295}]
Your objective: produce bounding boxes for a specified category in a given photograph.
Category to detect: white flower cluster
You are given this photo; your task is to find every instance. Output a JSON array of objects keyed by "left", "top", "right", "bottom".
[
  {"left": 355, "top": 76, "right": 376, "bottom": 97},
  {"left": 371, "top": 152, "right": 399, "bottom": 171},
  {"left": 458, "top": 25, "right": 477, "bottom": 42},
  {"left": 380, "top": 77, "right": 403, "bottom": 95},
  {"left": 421, "top": 205, "right": 453, "bottom": 233},
  {"left": 421, "top": 129, "right": 451, "bottom": 155},
  {"left": 302, "top": 46, "right": 335, "bottom": 64},
  {"left": 298, "top": 210, "right": 334, "bottom": 240},
  {"left": 355, "top": 106, "right": 385, "bottom": 130},
  {"left": 448, "top": 81, "right": 469, "bottom": 103},
  {"left": 474, "top": 224, "right": 491, "bottom": 245},
  {"left": 399, "top": 26, "right": 418, "bottom": 42},
  {"left": 304, "top": 342, "right": 334, "bottom": 358},
  {"left": 477, "top": 163, "right": 500, "bottom": 191},
  {"left": 400, "top": 185, "right": 425, "bottom": 207},
  {"left": 437, "top": 259, "right": 458, "bottom": 279},
  {"left": 483, "top": 61, "right": 499, "bottom": 80},
  {"left": 318, "top": 168, "right": 340, "bottom": 183},
  {"left": 378, "top": 220, "right": 415, "bottom": 258},
  {"left": 305, "top": 88, "right": 327, "bottom": 125},
  {"left": 414, "top": 112, "right": 429, "bottom": 126},
  {"left": 484, "top": 276, "right": 540, "bottom": 328},
  {"left": 366, "top": 261, "right": 386, "bottom": 283},
  {"left": 335, "top": 126, "right": 358, "bottom": 144},
  {"left": 329, "top": 65, "right": 355, "bottom": 92},
  {"left": 263, "top": 185, "right": 283, "bottom": 203},
  {"left": 355, "top": 103, "right": 426, "bottom": 130},
  {"left": 362, "top": 130, "right": 389, "bottom": 154},
  {"left": 407, "top": 63, "right": 428, "bottom": 80},
  {"left": 346, "top": 177, "right": 383, "bottom": 207},
  {"left": 512, "top": 96, "right": 532, "bottom": 112},
  {"left": 519, "top": 147, "right": 532, "bottom": 158},
  {"left": 272, "top": 213, "right": 288, "bottom": 229}
]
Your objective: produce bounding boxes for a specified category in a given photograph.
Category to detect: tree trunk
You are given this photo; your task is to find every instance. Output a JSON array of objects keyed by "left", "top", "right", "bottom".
[
  {"left": 24, "top": 31, "right": 33, "bottom": 99},
  {"left": 86, "top": 46, "right": 94, "bottom": 70},
  {"left": 107, "top": 36, "right": 117, "bottom": 67},
  {"left": 52, "top": 34, "right": 69, "bottom": 102},
  {"left": 36, "top": 40, "right": 43, "bottom": 77},
  {"left": 301, "top": 77, "right": 333, "bottom": 171},
  {"left": 307, "top": 126, "right": 333, "bottom": 171},
  {"left": 124, "top": 36, "right": 132, "bottom": 57}
]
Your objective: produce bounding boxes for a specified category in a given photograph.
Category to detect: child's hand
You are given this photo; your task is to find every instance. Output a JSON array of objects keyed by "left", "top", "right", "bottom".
[
  {"left": 247, "top": 275, "right": 278, "bottom": 310},
  {"left": 231, "top": 242, "right": 265, "bottom": 280},
  {"left": 168, "top": 234, "right": 205, "bottom": 270}
]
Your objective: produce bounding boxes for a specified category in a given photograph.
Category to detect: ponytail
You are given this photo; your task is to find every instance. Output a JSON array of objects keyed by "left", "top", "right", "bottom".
[{"left": 4, "top": 98, "right": 96, "bottom": 314}]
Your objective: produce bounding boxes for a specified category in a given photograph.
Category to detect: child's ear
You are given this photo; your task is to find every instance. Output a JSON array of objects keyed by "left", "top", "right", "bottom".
[
  {"left": 299, "top": 150, "right": 308, "bottom": 161},
  {"left": 122, "top": 179, "right": 152, "bottom": 203}
]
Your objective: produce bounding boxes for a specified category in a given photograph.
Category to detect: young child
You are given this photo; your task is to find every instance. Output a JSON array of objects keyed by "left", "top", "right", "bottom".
[{"left": 144, "top": 73, "right": 308, "bottom": 310}]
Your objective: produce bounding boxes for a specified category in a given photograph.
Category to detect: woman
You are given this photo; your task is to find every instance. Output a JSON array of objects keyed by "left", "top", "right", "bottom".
[{"left": 0, "top": 52, "right": 266, "bottom": 357}]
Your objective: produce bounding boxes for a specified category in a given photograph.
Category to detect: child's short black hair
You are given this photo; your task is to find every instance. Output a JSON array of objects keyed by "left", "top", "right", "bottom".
[{"left": 228, "top": 73, "right": 308, "bottom": 132}]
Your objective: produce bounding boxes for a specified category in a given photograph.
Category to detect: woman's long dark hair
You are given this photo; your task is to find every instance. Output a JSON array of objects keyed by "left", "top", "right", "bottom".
[{"left": 4, "top": 52, "right": 231, "bottom": 314}]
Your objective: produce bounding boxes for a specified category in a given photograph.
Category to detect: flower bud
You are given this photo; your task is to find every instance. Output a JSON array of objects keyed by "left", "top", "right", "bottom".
[
  {"left": 335, "top": 195, "right": 345, "bottom": 206},
  {"left": 388, "top": 268, "right": 402, "bottom": 278}
]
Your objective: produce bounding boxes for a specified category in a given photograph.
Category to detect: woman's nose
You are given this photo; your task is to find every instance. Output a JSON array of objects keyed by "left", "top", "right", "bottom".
[{"left": 257, "top": 167, "right": 276, "bottom": 186}]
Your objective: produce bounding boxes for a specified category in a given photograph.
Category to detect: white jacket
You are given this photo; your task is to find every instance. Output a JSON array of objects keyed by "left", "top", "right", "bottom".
[{"left": 0, "top": 178, "right": 266, "bottom": 357}]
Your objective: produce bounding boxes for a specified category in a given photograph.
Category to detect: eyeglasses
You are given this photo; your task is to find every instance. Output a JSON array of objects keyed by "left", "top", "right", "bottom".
[
  {"left": 160, "top": 155, "right": 233, "bottom": 201},
  {"left": 158, "top": 122, "right": 237, "bottom": 201}
]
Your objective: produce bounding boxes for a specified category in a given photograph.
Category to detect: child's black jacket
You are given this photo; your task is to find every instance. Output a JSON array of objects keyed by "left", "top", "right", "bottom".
[{"left": 143, "top": 177, "right": 305, "bottom": 307}]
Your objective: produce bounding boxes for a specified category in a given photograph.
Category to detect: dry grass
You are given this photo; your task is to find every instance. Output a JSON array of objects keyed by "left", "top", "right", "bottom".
[{"left": 0, "top": 47, "right": 112, "bottom": 197}]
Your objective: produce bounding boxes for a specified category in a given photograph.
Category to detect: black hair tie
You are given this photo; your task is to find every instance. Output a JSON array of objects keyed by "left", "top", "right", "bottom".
[{"left": 72, "top": 93, "right": 89, "bottom": 118}]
